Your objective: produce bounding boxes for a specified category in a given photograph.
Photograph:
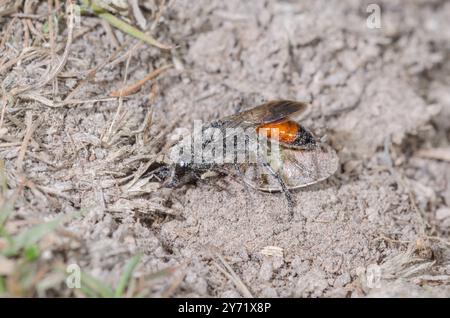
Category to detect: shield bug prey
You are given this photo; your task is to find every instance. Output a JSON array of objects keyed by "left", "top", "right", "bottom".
[{"left": 158, "top": 100, "right": 339, "bottom": 216}]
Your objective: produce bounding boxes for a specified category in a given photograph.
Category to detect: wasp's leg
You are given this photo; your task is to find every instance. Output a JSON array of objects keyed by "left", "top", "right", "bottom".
[
  {"left": 259, "top": 161, "right": 295, "bottom": 219},
  {"left": 148, "top": 165, "right": 171, "bottom": 182},
  {"left": 162, "top": 165, "right": 179, "bottom": 188},
  {"left": 162, "top": 164, "right": 197, "bottom": 188},
  {"left": 254, "top": 142, "right": 296, "bottom": 218},
  {"left": 259, "top": 161, "right": 307, "bottom": 239}
]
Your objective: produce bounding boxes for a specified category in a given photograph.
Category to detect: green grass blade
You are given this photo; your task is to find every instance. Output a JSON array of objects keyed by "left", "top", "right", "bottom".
[
  {"left": 80, "top": 272, "right": 114, "bottom": 298},
  {"left": 0, "top": 203, "right": 13, "bottom": 230},
  {"left": 3, "top": 211, "right": 80, "bottom": 256},
  {"left": 114, "top": 254, "right": 141, "bottom": 297},
  {"left": 0, "top": 276, "right": 6, "bottom": 294},
  {"left": 79, "top": 286, "right": 99, "bottom": 298},
  {"left": 5, "top": 216, "right": 64, "bottom": 256},
  {"left": 82, "top": 0, "right": 171, "bottom": 50}
]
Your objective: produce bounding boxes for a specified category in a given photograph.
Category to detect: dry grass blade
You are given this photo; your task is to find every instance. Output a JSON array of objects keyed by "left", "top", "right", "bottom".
[
  {"left": 0, "top": 143, "right": 22, "bottom": 148},
  {"left": 12, "top": 0, "right": 75, "bottom": 96},
  {"left": 379, "top": 245, "right": 434, "bottom": 280},
  {"left": 211, "top": 249, "right": 253, "bottom": 298},
  {"left": 0, "top": 16, "right": 18, "bottom": 49},
  {"left": 47, "top": 0, "right": 58, "bottom": 98},
  {"left": 416, "top": 148, "right": 450, "bottom": 162},
  {"left": 0, "top": 49, "right": 41, "bottom": 76},
  {"left": 16, "top": 112, "right": 37, "bottom": 173},
  {"left": 412, "top": 275, "right": 450, "bottom": 285},
  {"left": 21, "top": 92, "right": 118, "bottom": 108},
  {"left": 103, "top": 51, "right": 132, "bottom": 144},
  {"left": 130, "top": 0, "right": 146, "bottom": 30},
  {"left": 0, "top": 94, "right": 7, "bottom": 129}
]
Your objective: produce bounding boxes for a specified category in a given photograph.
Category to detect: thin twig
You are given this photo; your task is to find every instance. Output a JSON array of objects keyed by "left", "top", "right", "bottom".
[
  {"left": 416, "top": 148, "right": 450, "bottom": 162},
  {"left": 212, "top": 249, "right": 253, "bottom": 298},
  {"left": 16, "top": 112, "right": 36, "bottom": 173},
  {"left": 111, "top": 64, "right": 173, "bottom": 97}
]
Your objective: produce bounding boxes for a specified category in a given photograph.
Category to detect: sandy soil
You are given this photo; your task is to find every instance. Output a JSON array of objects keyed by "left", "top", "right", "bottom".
[{"left": 1, "top": 0, "right": 450, "bottom": 297}]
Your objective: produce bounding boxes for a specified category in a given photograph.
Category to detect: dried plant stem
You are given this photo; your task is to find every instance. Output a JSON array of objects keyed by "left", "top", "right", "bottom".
[
  {"left": 111, "top": 64, "right": 173, "bottom": 97},
  {"left": 16, "top": 112, "right": 36, "bottom": 173}
]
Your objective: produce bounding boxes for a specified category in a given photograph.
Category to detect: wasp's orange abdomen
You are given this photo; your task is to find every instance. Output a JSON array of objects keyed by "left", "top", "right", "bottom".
[{"left": 257, "top": 120, "right": 300, "bottom": 144}]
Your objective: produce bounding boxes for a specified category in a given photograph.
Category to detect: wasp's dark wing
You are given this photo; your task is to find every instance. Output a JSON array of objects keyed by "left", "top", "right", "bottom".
[
  {"left": 219, "top": 100, "right": 308, "bottom": 129},
  {"left": 199, "top": 100, "right": 308, "bottom": 156}
]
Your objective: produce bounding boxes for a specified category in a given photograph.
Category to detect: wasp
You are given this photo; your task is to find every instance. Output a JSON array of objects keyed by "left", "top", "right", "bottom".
[{"left": 156, "top": 100, "right": 339, "bottom": 217}]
